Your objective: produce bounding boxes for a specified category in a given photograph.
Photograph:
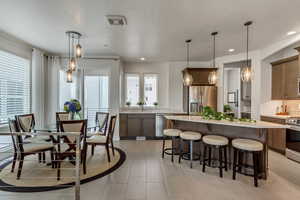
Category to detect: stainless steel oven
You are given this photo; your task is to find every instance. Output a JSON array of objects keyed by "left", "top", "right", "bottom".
[{"left": 286, "top": 119, "right": 300, "bottom": 163}]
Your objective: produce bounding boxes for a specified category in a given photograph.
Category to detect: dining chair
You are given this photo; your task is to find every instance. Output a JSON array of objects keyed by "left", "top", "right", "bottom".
[
  {"left": 15, "top": 113, "right": 49, "bottom": 163},
  {"left": 86, "top": 115, "right": 117, "bottom": 162},
  {"left": 57, "top": 120, "right": 87, "bottom": 180},
  {"left": 95, "top": 112, "right": 109, "bottom": 134},
  {"left": 15, "top": 113, "right": 35, "bottom": 133},
  {"left": 8, "top": 119, "right": 56, "bottom": 179},
  {"left": 56, "top": 112, "right": 70, "bottom": 131}
]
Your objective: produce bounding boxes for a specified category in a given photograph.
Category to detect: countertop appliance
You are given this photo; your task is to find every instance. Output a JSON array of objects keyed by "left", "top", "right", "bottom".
[
  {"left": 189, "top": 86, "right": 217, "bottom": 113},
  {"left": 285, "top": 117, "right": 300, "bottom": 163}
]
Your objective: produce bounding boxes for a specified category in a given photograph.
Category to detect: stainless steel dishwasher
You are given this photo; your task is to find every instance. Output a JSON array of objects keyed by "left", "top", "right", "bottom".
[{"left": 155, "top": 114, "right": 165, "bottom": 137}]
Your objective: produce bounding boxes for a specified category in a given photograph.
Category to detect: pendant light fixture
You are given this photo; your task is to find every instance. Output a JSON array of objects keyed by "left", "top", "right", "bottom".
[
  {"left": 241, "top": 21, "right": 253, "bottom": 82},
  {"left": 182, "top": 39, "right": 193, "bottom": 86},
  {"left": 66, "top": 69, "right": 73, "bottom": 83},
  {"left": 208, "top": 32, "right": 218, "bottom": 85},
  {"left": 75, "top": 38, "right": 82, "bottom": 58},
  {"left": 65, "top": 31, "right": 83, "bottom": 82}
]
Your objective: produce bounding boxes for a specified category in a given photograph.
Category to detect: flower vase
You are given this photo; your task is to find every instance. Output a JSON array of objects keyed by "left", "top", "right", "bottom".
[{"left": 69, "top": 112, "right": 75, "bottom": 120}]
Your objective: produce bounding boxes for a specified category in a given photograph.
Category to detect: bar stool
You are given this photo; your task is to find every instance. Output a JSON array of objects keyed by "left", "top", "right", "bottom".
[
  {"left": 202, "top": 135, "right": 228, "bottom": 178},
  {"left": 178, "top": 131, "right": 202, "bottom": 168},
  {"left": 162, "top": 129, "right": 182, "bottom": 162},
  {"left": 232, "top": 138, "right": 263, "bottom": 187}
]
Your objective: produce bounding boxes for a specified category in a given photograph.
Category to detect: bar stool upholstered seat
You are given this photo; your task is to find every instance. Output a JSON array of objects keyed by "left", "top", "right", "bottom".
[
  {"left": 232, "top": 138, "right": 263, "bottom": 187},
  {"left": 232, "top": 139, "right": 263, "bottom": 151},
  {"left": 180, "top": 131, "right": 202, "bottom": 141},
  {"left": 162, "top": 129, "right": 182, "bottom": 162},
  {"left": 202, "top": 135, "right": 229, "bottom": 178},
  {"left": 179, "top": 131, "right": 202, "bottom": 168},
  {"left": 203, "top": 135, "right": 228, "bottom": 146},
  {"left": 163, "top": 129, "right": 181, "bottom": 137}
]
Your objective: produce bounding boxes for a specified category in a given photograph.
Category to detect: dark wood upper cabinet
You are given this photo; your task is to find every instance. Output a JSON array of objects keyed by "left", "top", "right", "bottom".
[
  {"left": 184, "top": 68, "right": 217, "bottom": 86},
  {"left": 271, "top": 55, "right": 300, "bottom": 100},
  {"left": 271, "top": 63, "right": 285, "bottom": 100},
  {"left": 284, "top": 59, "right": 299, "bottom": 99}
]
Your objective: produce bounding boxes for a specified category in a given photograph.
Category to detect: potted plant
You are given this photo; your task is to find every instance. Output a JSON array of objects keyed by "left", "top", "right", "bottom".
[
  {"left": 153, "top": 102, "right": 158, "bottom": 107},
  {"left": 64, "top": 99, "right": 82, "bottom": 120},
  {"left": 125, "top": 101, "right": 131, "bottom": 107},
  {"left": 223, "top": 104, "right": 232, "bottom": 113},
  {"left": 137, "top": 101, "right": 146, "bottom": 111}
]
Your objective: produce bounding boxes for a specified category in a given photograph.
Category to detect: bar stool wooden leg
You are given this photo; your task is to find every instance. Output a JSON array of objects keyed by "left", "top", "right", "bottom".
[
  {"left": 233, "top": 148, "right": 237, "bottom": 180},
  {"left": 178, "top": 138, "right": 182, "bottom": 163},
  {"left": 202, "top": 145, "right": 207, "bottom": 172},
  {"left": 171, "top": 137, "right": 175, "bottom": 162},
  {"left": 219, "top": 147, "right": 223, "bottom": 178},
  {"left": 162, "top": 136, "right": 165, "bottom": 159},
  {"left": 190, "top": 140, "right": 193, "bottom": 168},
  {"left": 208, "top": 147, "right": 212, "bottom": 167},
  {"left": 238, "top": 151, "right": 243, "bottom": 172},
  {"left": 253, "top": 152, "right": 258, "bottom": 187},
  {"left": 224, "top": 146, "right": 228, "bottom": 171}
]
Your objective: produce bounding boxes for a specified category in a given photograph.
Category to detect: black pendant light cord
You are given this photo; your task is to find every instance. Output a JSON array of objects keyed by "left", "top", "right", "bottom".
[
  {"left": 68, "top": 33, "right": 70, "bottom": 65},
  {"left": 244, "top": 21, "right": 252, "bottom": 67},
  {"left": 185, "top": 39, "right": 191, "bottom": 67},
  {"left": 211, "top": 32, "right": 218, "bottom": 68}
]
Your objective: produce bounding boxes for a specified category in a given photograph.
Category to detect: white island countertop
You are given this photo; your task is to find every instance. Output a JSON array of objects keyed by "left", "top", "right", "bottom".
[
  {"left": 119, "top": 109, "right": 185, "bottom": 114},
  {"left": 165, "top": 115, "right": 288, "bottom": 129}
]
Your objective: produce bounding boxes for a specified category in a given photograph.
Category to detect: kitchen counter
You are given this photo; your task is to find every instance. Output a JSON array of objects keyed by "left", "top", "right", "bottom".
[
  {"left": 165, "top": 115, "right": 288, "bottom": 179},
  {"left": 119, "top": 109, "right": 186, "bottom": 114},
  {"left": 260, "top": 114, "right": 293, "bottom": 120},
  {"left": 165, "top": 115, "right": 288, "bottom": 129}
]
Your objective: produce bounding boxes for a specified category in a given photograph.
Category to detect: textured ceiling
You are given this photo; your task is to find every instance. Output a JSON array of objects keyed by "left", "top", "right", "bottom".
[{"left": 1, "top": 0, "right": 300, "bottom": 61}]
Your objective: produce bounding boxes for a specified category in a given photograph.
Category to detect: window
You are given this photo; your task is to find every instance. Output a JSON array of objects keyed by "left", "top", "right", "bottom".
[
  {"left": 59, "top": 70, "right": 77, "bottom": 110},
  {"left": 125, "top": 73, "right": 158, "bottom": 107},
  {"left": 0, "top": 50, "right": 30, "bottom": 125},
  {"left": 144, "top": 74, "right": 158, "bottom": 106},
  {"left": 84, "top": 75, "right": 109, "bottom": 127},
  {"left": 125, "top": 74, "right": 140, "bottom": 106}
]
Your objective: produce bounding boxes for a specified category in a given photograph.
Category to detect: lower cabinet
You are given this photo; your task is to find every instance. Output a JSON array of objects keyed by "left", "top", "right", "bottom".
[
  {"left": 119, "top": 113, "right": 156, "bottom": 139},
  {"left": 261, "top": 116, "right": 286, "bottom": 154}
]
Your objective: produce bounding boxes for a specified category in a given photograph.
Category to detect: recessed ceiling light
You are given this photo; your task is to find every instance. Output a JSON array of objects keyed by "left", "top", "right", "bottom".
[
  {"left": 140, "top": 57, "right": 145, "bottom": 61},
  {"left": 287, "top": 31, "right": 297, "bottom": 36},
  {"left": 228, "top": 49, "right": 235, "bottom": 52}
]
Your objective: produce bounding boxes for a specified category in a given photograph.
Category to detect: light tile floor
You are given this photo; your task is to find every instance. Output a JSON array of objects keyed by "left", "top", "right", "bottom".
[{"left": 1, "top": 140, "right": 300, "bottom": 200}]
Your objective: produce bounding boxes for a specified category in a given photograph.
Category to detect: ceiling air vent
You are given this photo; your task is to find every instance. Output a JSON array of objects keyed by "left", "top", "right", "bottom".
[{"left": 106, "top": 15, "right": 127, "bottom": 26}]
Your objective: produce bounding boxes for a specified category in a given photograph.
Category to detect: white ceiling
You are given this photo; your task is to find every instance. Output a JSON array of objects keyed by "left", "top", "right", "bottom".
[{"left": 1, "top": 0, "right": 300, "bottom": 61}]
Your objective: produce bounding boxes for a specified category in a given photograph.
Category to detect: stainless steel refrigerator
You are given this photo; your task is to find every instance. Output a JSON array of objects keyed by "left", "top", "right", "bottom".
[{"left": 186, "top": 86, "right": 217, "bottom": 113}]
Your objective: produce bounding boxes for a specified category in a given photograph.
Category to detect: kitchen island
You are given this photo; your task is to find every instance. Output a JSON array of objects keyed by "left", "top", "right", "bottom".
[{"left": 165, "top": 115, "right": 288, "bottom": 179}]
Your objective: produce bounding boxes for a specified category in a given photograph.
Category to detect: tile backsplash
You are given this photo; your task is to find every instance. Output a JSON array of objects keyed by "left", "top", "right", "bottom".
[
  {"left": 284, "top": 100, "right": 300, "bottom": 115},
  {"left": 261, "top": 100, "right": 300, "bottom": 116}
]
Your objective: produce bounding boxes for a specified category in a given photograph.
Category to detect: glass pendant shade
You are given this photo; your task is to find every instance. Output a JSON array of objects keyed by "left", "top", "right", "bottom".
[
  {"left": 66, "top": 70, "right": 73, "bottom": 83},
  {"left": 241, "top": 21, "right": 253, "bottom": 82},
  {"left": 208, "top": 71, "right": 218, "bottom": 85},
  {"left": 241, "top": 67, "right": 252, "bottom": 82},
  {"left": 182, "top": 70, "right": 193, "bottom": 86},
  {"left": 69, "top": 57, "right": 76, "bottom": 71},
  {"left": 75, "top": 44, "right": 82, "bottom": 58}
]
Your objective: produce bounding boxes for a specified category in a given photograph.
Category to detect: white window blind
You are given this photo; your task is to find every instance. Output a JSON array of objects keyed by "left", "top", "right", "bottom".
[
  {"left": 0, "top": 50, "right": 31, "bottom": 125},
  {"left": 125, "top": 73, "right": 140, "bottom": 106},
  {"left": 144, "top": 74, "right": 158, "bottom": 106}
]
